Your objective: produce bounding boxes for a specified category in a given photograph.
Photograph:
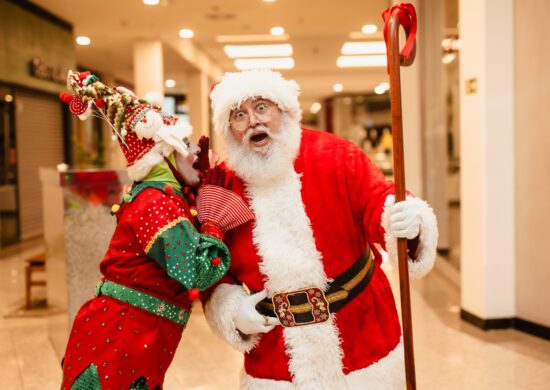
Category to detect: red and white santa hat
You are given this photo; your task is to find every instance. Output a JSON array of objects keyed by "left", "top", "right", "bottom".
[
  {"left": 60, "top": 70, "right": 192, "bottom": 181},
  {"left": 210, "top": 70, "right": 302, "bottom": 134}
]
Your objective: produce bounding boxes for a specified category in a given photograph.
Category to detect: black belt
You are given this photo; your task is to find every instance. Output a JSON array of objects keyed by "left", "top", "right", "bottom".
[{"left": 256, "top": 249, "right": 375, "bottom": 327}]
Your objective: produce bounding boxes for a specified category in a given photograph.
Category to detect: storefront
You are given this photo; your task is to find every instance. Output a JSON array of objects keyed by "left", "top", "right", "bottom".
[{"left": 0, "top": 0, "right": 76, "bottom": 246}]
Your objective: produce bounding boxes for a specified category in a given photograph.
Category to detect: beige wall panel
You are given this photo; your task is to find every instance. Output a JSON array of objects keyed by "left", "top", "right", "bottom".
[{"left": 515, "top": 0, "right": 550, "bottom": 327}]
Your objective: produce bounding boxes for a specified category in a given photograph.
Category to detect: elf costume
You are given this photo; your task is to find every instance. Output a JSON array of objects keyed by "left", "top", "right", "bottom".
[
  {"left": 202, "top": 70, "right": 438, "bottom": 389},
  {"left": 59, "top": 71, "right": 253, "bottom": 389}
]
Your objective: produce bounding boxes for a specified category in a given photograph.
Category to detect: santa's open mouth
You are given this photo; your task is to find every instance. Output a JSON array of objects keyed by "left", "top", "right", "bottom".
[{"left": 249, "top": 131, "right": 270, "bottom": 147}]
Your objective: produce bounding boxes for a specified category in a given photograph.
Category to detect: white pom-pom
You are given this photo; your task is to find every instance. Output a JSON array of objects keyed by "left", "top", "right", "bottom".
[
  {"left": 134, "top": 110, "right": 162, "bottom": 140},
  {"left": 121, "top": 129, "right": 128, "bottom": 136},
  {"left": 111, "top": 134, "right": 118, "bottom": 142}
]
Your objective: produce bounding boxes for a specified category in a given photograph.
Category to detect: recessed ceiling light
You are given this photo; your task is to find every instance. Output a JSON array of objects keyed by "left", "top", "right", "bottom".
[
  {"left": 165, "top": 79, "right": 176, "bottom": 88},
  {"left": 234, "top": 57, "right": 294, "bottom": 70},
  {"left": 333, "top": 83, "right": 343, "bottom": 93},
  {"left": 179, "top": 29, "right": 194, "bottom": 39},
  {"left": 310, "top": 102, "right": 322, "bottom": 114},
  {"left": 270, "top": 26, "right": 285, "bottom": 36},
  {"left": 143, "top": 0, "right": 160, "bottom": 5},
  {"left": 374, "top": 85, "right": 386, "bottom": 95},
  {"left": 224, "top": 44, "right": 293, "bottom": 58},
  {"left": 336, "top": 55, "right": 387, "bottom": 68},
  {"left": 216, "top": 34, "right": 290, "bottom": 43},
  {"left": 341, "top": 41, "right": 386, "bottom": 55},
  {"left": 362, "top": 24, "right": 378, "bottom": 34},
  {"left": 263, "top": 0, "right": 276, "bottom": 2},
  {"left": 75, "top": 36, "right": 91, "bottom": 46}
]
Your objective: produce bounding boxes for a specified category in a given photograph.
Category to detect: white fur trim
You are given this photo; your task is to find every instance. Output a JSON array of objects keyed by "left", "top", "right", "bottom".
[
  {"left": 240, "top": 342, "right": 405, "bottom": 389},
  {"left": 210, "top": 70, "right": 302, "bottom": 134},
  {"left": 381, "top": 195, "right": 438, "bottom": 279},
  {"left": 203, "top": 283, "right": 261, "bottom": 353},
  {"left": 126, "top": 147, "right": 164, "bottom": 181},
  {"left": 245, "top": 168, "right": 346, "bottom": 388}
]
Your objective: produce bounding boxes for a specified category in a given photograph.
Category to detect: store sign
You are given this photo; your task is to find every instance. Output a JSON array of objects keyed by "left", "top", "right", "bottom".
[{"left": 29, "top": 58, "right": 67, "bottom": 85}]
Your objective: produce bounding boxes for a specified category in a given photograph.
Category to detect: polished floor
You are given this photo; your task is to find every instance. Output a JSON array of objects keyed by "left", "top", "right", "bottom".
[{"left": 1, "top": 239, "right": 549, "bottom": 389}]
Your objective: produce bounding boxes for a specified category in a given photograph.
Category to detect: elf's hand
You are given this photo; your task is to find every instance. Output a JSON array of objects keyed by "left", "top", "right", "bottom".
[
  {"left": 194, "top": 135, "right": 211, "bottom": 179},
  {"left": 197, "top": 166, "right": 254, "bottom": 233}
]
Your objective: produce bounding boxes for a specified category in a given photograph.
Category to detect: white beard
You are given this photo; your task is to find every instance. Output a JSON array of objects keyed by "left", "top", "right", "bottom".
[{"left": 225, "top": 115, "right": 302, "bottom": 187}]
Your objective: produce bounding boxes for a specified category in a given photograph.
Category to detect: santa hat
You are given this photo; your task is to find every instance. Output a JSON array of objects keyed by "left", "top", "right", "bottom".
[
  {"left": 210, "top": 70, "right": 302, "bottom": 134},
  {"left": 60, "top": 70, "right": 192, "bottom": 181}
]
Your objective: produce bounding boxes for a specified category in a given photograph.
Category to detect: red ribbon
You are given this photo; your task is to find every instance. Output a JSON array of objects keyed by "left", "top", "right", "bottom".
[{"left": 382, "top": 3, "right": 417, "bottom": 73}]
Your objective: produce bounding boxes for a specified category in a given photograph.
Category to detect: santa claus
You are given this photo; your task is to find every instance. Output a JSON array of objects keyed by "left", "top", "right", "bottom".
[{"left": 202, "top": 70, "right": 438, "bottom": 389}]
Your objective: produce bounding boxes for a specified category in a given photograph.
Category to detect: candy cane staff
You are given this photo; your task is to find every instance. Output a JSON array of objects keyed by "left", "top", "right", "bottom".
[
  {"left": 383, "top": 3, "right": 420, "bottom": 389},
  {"left": 58, "top": 70, "right": 254, "bottom": 390}
]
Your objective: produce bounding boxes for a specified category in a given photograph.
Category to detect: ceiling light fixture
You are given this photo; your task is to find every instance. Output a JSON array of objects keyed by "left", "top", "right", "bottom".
[
  {"left": 224, "top": 44, "right": 292, "bottom": 58},
  {"left": 143, "top": 0, "right": 160, "bottom": 5},
  {"left": 336, "top": 55, "right": 387, "bottom": 68},
  {"left": 270, "top": 26, "right": 285, "bottom": 36},
  {"left": 341, "top": 41, "right": 386, "bottom": 55},
  {"left": 361, "top": 24, "right": 378, "bottom": 34},
  {"left": 75, "top": 36, "right": 91, "bottom": 46},
  {"left": 333, "top": 83, "right": 344, "bottom": 93},
  {"left": 179, "top": 29, "right": 194, "bottom": 39},
  {"left": 234, "top": 57, "right": 294, "bottom": 70},
  {"left": 310, "top": 102, "right": 322, "bottom": 114},
  {"left": 216, "top": 34, "right": 289, "bottom": 43},
  {"left": 165, "top": 79, "right": 176, "bottom": 88}
]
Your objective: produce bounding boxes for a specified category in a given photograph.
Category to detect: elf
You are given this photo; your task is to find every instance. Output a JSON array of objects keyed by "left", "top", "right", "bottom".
[{"left": 59, "top": 71, "right": 253, "bottom": 390}]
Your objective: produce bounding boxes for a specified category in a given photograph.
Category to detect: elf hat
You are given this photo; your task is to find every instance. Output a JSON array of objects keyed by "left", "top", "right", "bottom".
[
  {"left": 60, "top": 70, "right": 192, "bottom": 181},
  {"left": 210, "top": 69, "right": 302, "bottom": 134}
]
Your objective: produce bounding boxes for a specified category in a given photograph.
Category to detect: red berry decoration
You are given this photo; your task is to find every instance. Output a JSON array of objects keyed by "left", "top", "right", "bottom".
[
  {"left": 188, "top": 288, "right": 199, "bottom": 301},
  {"left": 95, "top": 98, "right": 106, "bottom": 108},
  {"left": 78, "top": 71, "right": 91, "bottom": 80},
  {"left": 59, "top": 92, "right": 73, "bottom": 104},
  {"left": 69, "top": 98, "right": 88, "bottom": 115},
  {"left": 164, "top": 184, "right": 173, "bottom": 194},
  {"left": 211, "top": 257, "right": 221, "bottom": 266}
]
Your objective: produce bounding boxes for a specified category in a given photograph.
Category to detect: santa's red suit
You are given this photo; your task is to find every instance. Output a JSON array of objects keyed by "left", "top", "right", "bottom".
[{"left": 203, "top": 127, "right": 438, "bottom": 389}]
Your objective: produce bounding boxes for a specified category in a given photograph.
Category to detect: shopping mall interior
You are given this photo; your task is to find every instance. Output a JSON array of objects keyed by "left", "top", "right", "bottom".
[{"left": 0, "top": 0, "right": 549, "bottom": 389}]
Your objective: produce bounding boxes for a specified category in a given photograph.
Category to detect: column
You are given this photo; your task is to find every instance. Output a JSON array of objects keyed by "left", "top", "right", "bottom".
[
  {"left": 133, "top": 40, "right": 164, "bottom": 105},
  {"left": 418, "top": 0, "right": 450, "bottom": 250},
  {"left": 459, "top": 0, "right": 515, "bottom": 321},
  {"left": 186, "top": 71, "right": 210, "bottom": 143}
]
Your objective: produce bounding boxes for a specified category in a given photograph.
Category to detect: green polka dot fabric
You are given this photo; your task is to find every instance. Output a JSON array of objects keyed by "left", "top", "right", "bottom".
[
  {"left": 70, "top": 363, "right": 101, "bottom": 389},
  {"left": 147, "top": 220, "right": 230, "bottom": 291},
  {"left": 129, "top": 377, "right": 151, "bottom": 390}
]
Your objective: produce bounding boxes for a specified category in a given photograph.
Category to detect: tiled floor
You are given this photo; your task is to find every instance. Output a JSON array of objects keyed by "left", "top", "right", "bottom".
[{"left": 1, "top": 239, "right": 549, "bottom": 389}]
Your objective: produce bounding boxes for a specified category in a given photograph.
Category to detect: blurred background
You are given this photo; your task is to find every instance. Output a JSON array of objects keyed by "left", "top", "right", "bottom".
[{"left": 0, "top": 0, "right": 549, "bottom": 389}]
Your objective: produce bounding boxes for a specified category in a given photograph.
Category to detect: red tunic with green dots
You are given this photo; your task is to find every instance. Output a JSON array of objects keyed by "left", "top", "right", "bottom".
[{"left": 61, "top": 182, "right": 230, "bottom": 390}]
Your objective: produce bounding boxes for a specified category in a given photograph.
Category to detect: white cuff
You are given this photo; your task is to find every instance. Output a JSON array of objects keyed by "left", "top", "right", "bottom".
[
  {"left": 204, "top": 283, "right": 261, "bottom": 353},
  {"left": 381, "top": 196, "right": 438, "bottom": 279}
]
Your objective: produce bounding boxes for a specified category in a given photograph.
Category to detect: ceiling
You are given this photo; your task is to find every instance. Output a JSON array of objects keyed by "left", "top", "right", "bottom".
[{"left": 31, "top": 0, "right": 393, "bottom": 106}]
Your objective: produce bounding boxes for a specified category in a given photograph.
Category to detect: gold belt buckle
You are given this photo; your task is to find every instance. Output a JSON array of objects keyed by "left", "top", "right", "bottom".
[{"left": 272, "top": 287, "right": 331, "bottom": 328}]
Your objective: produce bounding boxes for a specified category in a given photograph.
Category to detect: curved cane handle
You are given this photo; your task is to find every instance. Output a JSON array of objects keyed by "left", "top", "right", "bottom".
[{"left": 382, "top": 3, "right": 417, "bottom": 70}]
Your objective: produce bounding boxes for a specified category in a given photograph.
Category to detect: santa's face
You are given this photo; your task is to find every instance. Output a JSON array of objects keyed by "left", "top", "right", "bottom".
[
  {"left": 225, "top": 105, "right": 302, "bottom": 186},
  {"left": 229, "top": 98, "right": 282, "bottom": 156},
  {"left": 175, "top": 142, "right": 201, "bottom": 187}
]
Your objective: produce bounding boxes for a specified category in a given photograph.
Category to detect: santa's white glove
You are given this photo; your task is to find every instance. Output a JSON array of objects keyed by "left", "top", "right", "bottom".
[
  {"left": 233, "top": 291, "right": 280, "bottom": 336},
  {"left": 384, "top": 195, "right": 421, "bottom": 240}
]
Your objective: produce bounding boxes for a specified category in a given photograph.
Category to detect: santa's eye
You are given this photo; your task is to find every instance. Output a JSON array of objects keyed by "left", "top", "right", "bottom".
[{"left": 233, "top": 111, "right": 247, "bottom": 121}]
